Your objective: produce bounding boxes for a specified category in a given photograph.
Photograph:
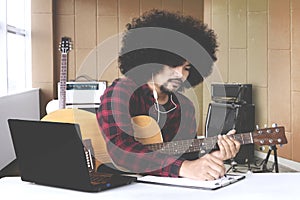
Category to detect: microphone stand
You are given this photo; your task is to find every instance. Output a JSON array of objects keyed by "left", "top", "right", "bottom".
[
  {"left": 253, "top": 145, "right": 279, "bottom": 173},
  {"left": 262, "top": 145, "right": 279, "bottom": 173},
  {"left": 254, "top": 123, "right": 279, "bottom": 173}
]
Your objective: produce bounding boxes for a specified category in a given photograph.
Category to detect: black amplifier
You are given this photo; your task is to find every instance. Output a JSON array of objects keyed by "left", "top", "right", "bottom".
[
  {"left": 211, "top": 83, "right": 252, "bottom": 104},
  {"left": 205, "top": 102, "right": 255, "bottom": 164}
]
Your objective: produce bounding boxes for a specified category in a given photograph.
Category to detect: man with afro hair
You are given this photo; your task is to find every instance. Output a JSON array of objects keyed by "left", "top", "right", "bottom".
[{"left": 97, "top": 9, "right": 240, "bottom": 181}]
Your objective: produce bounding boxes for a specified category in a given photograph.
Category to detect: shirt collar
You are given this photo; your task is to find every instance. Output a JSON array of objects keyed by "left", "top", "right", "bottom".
[{"left": 140, "top": 83, "right": 153, "bottom": 97}]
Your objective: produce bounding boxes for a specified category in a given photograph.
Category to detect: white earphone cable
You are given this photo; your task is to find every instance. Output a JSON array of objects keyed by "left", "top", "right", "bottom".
[{"left": 152, "top": 74, "right": 177, "bottom": 123}]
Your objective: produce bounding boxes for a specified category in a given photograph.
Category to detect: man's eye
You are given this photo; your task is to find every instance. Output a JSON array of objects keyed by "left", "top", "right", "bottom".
[{"left": 185, "top": 66, "right": 191, "bottom": 71}]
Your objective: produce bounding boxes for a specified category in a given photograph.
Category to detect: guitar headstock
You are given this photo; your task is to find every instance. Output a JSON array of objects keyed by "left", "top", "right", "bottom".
[
  {"left": 59, "top": 37, "right": 72, "bottom": 54},
  {"left": 252, "top": 126, "right": 287, "bottom": 146}
]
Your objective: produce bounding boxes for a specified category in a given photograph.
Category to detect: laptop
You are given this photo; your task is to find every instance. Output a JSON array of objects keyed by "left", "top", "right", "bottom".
[{"left": 7, "top": 119, "right": 137, "bottom": 192}]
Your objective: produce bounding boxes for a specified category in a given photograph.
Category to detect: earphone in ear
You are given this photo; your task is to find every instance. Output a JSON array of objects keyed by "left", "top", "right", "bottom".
[
  {"left": 152, "top": 74, "right": 160, "bottom": 122},
  {"left": 153, "top": 88, "right": 158, "bottom": 103},
  {"left": 152, "top": 74, "right": 159, "bottom": 103}
]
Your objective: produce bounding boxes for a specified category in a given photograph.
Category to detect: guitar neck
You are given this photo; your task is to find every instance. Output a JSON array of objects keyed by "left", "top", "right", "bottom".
[
  {"left": 59, "top": 53, "right": 67, "bottom": 109},
  {"left": 143, "top": 125, "right": 287, "bottom": 156},
  {"left": 144, "top": 132, "right": 253, "bottom": 156}
]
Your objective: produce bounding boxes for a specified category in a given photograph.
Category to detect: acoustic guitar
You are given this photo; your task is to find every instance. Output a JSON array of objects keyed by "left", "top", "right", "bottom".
[
  {"left": 46, "top": 36, "right": 72, "bottom": 114},
  {"left": 43, "top": 111, "right": 287, "bottom": 171},
  {"left": 131, "top": 115, "right": 287, "bottom": 156}
]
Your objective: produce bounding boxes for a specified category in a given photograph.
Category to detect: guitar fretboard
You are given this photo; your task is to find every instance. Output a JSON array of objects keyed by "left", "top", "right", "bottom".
[
  {"left": 144, "top": 132, "right": 253, "bottom": 155},
  {"left": 59, "top": 53, "right": 67, "bottom": 109}
]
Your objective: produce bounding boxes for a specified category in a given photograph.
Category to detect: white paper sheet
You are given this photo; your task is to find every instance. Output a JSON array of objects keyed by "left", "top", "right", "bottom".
[{"left": 137, "top": 174, "right": 245, "bottom": 190}]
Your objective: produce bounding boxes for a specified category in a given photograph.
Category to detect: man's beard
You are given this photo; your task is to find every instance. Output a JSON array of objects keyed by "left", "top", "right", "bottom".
[{"left": 160, "top": 79, "right": 184, "bottom": 94}]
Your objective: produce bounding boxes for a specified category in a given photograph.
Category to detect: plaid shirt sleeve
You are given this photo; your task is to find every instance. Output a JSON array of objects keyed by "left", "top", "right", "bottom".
[{"left": 97, "top": 79, "right": 191, "bottom": 177}]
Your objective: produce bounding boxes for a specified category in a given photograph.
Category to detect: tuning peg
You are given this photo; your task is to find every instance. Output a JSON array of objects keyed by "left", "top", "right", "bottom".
[
  {"left": 256, "top": 125, "right": 260, "bottom": 130},
  {"left": 259, "top": 146, "right": 265, "bottom": 151},
  {"left": 277, "top": 138, "right": 282, "bottom": 143},
  {"left": 272, "top": 123, "right": 278, "bottom": 128}
]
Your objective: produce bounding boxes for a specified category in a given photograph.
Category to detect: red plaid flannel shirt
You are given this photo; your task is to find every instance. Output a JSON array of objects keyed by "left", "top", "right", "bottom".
[{"left": 96, "top": 78, "right": 197, "bottom": 177}]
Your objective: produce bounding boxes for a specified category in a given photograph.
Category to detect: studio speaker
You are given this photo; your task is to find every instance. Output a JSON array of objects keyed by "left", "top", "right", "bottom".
[
  {"left": 211, "top": 83, "right": 252, "bottom": 104},
  {"left": 205, "top": 102, "right": 255, "bottom": 164}
]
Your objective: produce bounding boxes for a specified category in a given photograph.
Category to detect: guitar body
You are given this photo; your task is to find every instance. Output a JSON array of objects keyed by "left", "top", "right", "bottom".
[
  {"left": 41, "top": 108, "right": 111, "bottom": 169},
  {"left": 131, "top": 115, "right": 163, "bottom": 144}
]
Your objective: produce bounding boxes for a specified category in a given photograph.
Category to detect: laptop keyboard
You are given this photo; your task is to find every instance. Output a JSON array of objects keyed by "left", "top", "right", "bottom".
[{"left": 89, "top": 172, "right": 113, "bottom": 184}]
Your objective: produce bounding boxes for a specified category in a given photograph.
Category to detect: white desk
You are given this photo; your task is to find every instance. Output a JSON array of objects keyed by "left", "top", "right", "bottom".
[{"left": 0, "top": 173, "right": 299, "bottom": 200}]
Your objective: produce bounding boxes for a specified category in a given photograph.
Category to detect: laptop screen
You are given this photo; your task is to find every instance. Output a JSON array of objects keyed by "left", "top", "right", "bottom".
[{"left": 8, "top": 119, "right": 93, "bottom": 188}]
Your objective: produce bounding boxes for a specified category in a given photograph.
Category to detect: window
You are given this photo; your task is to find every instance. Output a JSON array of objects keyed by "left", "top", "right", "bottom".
[{"left": 0, "top": 0, "right": 31, "bottom": 96}]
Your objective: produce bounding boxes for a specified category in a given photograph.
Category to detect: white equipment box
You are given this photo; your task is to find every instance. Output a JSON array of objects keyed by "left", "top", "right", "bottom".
[{"left": 58, "top": 81, "right": 107, "bottom": 108}]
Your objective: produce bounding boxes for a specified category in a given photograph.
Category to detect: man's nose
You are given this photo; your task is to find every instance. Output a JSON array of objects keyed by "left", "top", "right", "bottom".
[{"left": 173, "top": 66, "right": 184, "bottom": 77}]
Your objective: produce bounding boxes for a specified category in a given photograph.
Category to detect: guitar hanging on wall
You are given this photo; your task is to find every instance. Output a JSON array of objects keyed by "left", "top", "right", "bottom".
[{"left": 46, "top": 36, "right": 72, "bottom": 114}]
